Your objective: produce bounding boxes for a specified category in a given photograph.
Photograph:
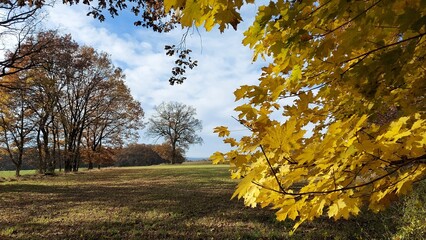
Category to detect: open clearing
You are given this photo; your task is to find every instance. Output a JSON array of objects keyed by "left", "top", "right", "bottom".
[{"left": 0, "top": 164, "right": 412, "bottom": 239}]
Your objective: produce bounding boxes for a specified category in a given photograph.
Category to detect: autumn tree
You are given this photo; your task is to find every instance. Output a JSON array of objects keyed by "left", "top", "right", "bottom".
[
  {"left": 81, "top": 68, "right": 144, "bottom": 169},
  {"left": 160, "top": 0, "right": 426, "bottom": 231},
  {"left": 0, "top": 74, "right": 36, "bottom": 176},
  {"left": 24, "top": 31, "right": 77, "bottom": 174},
  {"left": 80, "top": 146, "right": 116, "bottom": 169},
  {"left": 0, "top": 31, "right": 76, "bottom": 175},
  {"left": 52, "top": 46, "right": 111, "bottom": 172},
  {"left": 5, "top": 31, "right": 144, "bottom": 173},
  {"left": 152, "top": 142, "right": 185, "bottom": 164},
  {"left": 12, "top": 0, "right": 196, "bottom": 84},
  {"left": 147, "top": 102, "right": 202, "bottom": 164}
]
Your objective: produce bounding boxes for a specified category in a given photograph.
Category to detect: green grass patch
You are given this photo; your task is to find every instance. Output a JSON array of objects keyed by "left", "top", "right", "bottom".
[
  {"left": 0, "top": 169, "right": 37, "bottom": 178},
  {"left": 0, "top": 164, "right": 424, "bottom": 239}
]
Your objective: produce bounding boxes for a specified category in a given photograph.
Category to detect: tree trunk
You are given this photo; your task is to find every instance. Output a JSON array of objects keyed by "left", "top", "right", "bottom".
[
  {"left": 72, "top": 152, "right": 79, "bottom": 172},
  {"left": 55, "top": 128, "right": 62, "bottom": 172},
  {"left": 88, "top": 161, "right": 93, "bottom": 170},
  {"left": 64, "top": 160, "right": 72, "bottom": 172},
  {"left": 171, "top": 141, "right": 177, "bottom": 164},
  {"left": 15, "top": 164, "right": 21, "bottom": 177},
  {"left": 36, "top": 128, "right": 45, "bottom": 174},
  {"left": 64, "top": 151, "right": 72, "bottom": 172}
]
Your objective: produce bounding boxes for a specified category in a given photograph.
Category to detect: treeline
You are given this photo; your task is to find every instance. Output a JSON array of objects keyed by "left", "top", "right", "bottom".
[
  {"left": 0, "top": 31, "right": 144, "bottom": 176},
  {"left": 0, "top": 143, "right": 185, "bottom": 171}
]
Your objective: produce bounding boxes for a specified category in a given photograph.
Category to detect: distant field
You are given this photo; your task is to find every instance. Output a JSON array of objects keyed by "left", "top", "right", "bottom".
[{"left": 0, "top": 163, "right": 422, "bottom": 239}]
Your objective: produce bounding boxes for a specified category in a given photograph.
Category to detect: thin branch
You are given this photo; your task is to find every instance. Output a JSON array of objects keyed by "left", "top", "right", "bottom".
[
  {"left": 279, "top": 83, "right": 327, "bottom": 99},
  {"left": 340, "top": 53, "right": 369, "bottom": 78},
  {"left": 341, "top": 32, "right": 426, "bottom": 64},
  {"left": 259, "top": 144, "right": 288, "bottom": 194},
  {"left": 320, "top": 0, "right": 383, "bottom": 37},
  {"left": 299, "top": 0, "right": 332, "bottom": 21},
  {"left": 332, "top": 168, "right": 337, "bottom": 190},
  {"left": 252, "top": 180, "right": 286, "bottom": 195}
]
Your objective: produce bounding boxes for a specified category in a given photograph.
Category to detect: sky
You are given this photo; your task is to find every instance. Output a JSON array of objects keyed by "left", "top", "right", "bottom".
[{"left": 43, "top": 2, "right": 266, "bottom": 158}]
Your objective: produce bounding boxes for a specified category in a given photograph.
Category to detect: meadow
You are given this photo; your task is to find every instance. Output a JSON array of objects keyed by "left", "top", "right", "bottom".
[
  {"left": 0, "top": 164, "right": 424, "bottom": 239},
  {"left": 0, "top": 170, "right": 37, "bottom": 178}
]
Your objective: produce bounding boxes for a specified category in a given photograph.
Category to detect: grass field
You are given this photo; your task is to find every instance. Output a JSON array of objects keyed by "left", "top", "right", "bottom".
[
  {"left": 0, "top": 164, "right": 424, "bottom": 239},
  {"left": 0, "top": 169, "right": 37, "bottom": 178}
]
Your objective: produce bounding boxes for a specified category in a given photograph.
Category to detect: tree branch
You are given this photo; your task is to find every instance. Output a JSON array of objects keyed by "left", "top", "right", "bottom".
[
  {"left": 320, "top": 0, "right": 383, "bottom": 37},
  {"left": 341, "top": 32, "right": 426, "bottom": 64}
]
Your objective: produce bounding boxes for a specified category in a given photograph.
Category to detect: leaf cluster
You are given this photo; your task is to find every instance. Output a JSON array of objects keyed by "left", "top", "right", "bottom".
[
  {"left": 165, "top": 45, "right": 198, "bottom": 85},
  {"left": 66, "top": 0, "right": 178, "bottom": 32}
]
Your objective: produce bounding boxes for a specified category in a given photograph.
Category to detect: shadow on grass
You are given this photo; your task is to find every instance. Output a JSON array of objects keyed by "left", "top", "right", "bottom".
[{"left": 0, "top": 166, "right": 411, "bottom": 239}]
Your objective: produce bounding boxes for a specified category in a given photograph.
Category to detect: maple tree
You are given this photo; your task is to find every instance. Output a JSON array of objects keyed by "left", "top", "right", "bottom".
[{"left": 162, "top": 0, "right": 426, "bottom": 232}]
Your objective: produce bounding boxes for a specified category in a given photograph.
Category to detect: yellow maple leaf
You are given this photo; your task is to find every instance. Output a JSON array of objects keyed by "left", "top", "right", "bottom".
[
  {"left": 209, "top": 151, "right": 225, "bottom": 164},
  {"left": 213, "top": 126, "right": 230, "bottom": 137}
]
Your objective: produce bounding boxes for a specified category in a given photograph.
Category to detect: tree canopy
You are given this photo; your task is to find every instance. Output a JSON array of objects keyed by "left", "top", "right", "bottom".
[
  {"left": 147, "top": 102, "right": 202, "bottom": 164},
  {"left": 199, "top": 0, "right": 425, "bottom": 231}
]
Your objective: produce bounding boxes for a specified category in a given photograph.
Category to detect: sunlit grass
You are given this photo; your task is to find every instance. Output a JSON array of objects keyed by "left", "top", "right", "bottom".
[
  {"left": 0, "top": 163, "right": 423, "bottom": 239},
  {"left": 0, "top": 169, "right": 37, "bottom": 178}
]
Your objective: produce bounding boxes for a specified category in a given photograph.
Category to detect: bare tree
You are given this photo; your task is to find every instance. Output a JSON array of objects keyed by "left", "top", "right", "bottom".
[{"left": 147, "top": 102, "right": 202, "bottom": 164}]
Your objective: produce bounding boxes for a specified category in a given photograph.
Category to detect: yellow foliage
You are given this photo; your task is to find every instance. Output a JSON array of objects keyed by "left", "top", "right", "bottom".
[
  {"left": 168, "top": 0, "right": 426, "bottom": 231},
  {"left": 213, "top": 126, "right": 230, "bottom": 137},
  {"left": 209, "top": 151, "right": 225, "bottom": 164}
]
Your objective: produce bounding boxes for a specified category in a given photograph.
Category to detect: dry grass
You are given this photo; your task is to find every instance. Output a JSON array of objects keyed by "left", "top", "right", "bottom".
[{"left": 0, "top": 164, "right": 415, "bottom": 239}]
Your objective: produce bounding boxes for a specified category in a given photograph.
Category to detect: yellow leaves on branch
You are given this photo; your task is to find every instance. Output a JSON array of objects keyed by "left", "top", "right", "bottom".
[
  {"left": 209, "top": 151, "right": 225, "bottom": 164},
  {"left": 328, "top": 196, "right": 361, "bottom": 221},
  {"left": 171, "top": 0, "right": 426, "bottom": 232},
  {"left": 261, "top": 117, "right": 305, "bottom": 154},
  {"left": 165, "top": 0, "right": 247, "bottom": 31}
]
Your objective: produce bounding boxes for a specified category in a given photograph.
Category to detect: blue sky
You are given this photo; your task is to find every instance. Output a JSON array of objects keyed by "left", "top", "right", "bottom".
[{"left": 44, "top": 2, "right": 265, "bottom": 158}]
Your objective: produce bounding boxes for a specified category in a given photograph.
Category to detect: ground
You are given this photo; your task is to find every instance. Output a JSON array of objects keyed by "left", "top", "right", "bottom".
[{"left": 0, "top": 163, "right": 423, "bottom": 239}]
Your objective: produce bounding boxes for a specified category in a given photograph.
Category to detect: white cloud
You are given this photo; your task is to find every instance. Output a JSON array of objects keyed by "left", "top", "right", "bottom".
[{"left": 45, "top": 2, "right": 265, "bottom": 157}]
